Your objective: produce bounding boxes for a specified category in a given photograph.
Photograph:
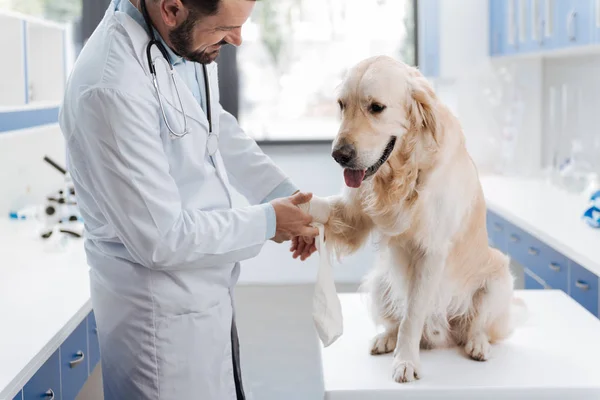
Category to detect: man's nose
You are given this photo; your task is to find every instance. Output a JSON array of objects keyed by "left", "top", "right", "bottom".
[
  {"left": 226, "top": 29, "right": 243, "bottom": 46},
  {"left": 332, "top": 144, "right": 356, "bottom": 166}
]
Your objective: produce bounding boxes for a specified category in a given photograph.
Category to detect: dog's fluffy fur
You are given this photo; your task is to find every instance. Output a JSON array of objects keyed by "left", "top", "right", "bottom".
[{"left": 312, "top": 56, "right": 526, "bottom": 383}]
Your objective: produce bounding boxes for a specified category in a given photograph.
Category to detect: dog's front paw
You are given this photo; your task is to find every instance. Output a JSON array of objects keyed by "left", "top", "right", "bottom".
[
  {"left": 465, "top": 333, "right": 491, "bottom": 361},
  {"left": 391, "top": 358, "right": 420, "bottom": 383},
  {"left": 370, "top": 331, "right": 397, "bottom": 355}
]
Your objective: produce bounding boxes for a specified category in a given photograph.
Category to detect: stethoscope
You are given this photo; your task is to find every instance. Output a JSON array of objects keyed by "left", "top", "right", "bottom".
[{"left": 140, "top": 0, "right": 218, "bottom": 155}]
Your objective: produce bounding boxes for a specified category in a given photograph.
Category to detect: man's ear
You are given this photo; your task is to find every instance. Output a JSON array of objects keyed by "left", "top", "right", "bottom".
[{"left": 407, "top": 72, "right": 438, "bottom": 143}]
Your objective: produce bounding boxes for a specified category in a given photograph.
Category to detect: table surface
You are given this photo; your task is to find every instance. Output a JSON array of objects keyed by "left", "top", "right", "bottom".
[
  {"left": 480, "top": 174, "right": 600, "bottom": 276},
  {"left": 0, "top": 219, "right": 91, "bottom": 400},
  {"left": 320, "top": 290, "right": 600, "bottom": 400}
]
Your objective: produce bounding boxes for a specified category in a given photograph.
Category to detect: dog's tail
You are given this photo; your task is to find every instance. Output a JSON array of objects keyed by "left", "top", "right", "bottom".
[{"left": 510, "top": 296, "right": 529, "bottom": 327}]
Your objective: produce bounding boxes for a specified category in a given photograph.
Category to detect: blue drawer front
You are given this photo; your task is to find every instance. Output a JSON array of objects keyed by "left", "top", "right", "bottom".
[
  {"left": 12, "top": 390, "right": 22, "bottom": 400},
  {"left": 88, "top": 311, "right": 101, "bottom": 374},
  {"left": 534, "top": 241, "right": 569, "bottom": 292},
  {"left": 506, "top": 223, "right": 529, "bottom": 266},
  {"left": 60, "top": 319, "right": 89, "bottom": 400},
  {"left": 486, "top": 210, "right": 507, "bottom": 253},
  {"left": 23, "top": 350, "right": 61, "bottom": 400},
  {"left": 570, "top": 262, "right": 599, "bottom": 317},
  {"left": 524, "top": 269, "right": 545, "bottom": 289}
]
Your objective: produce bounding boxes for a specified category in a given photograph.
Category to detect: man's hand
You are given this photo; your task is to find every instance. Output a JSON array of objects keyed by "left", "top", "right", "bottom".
[
  {"left": 270, "top": 192, "right": 319, "bottom": 243},
  {"left": 290, "top": 236, "right": 317, "bottom": 261}
]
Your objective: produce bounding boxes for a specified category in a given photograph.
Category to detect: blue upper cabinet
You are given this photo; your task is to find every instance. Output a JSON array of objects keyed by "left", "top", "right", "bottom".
[
  {"left": 595, "top": 0, "right": 600, "bottom": 41},
  {"left": 490, "top": 0, "right": 597, "bottom": 56},
  {"left": 553, "top": 0, "right": 593, "bottom": 47},
  {"left": 490, "top": 0, "right": 507, "bottom": 55},
  {"left": 418, "top": 0, "right": 440, "bottom": 78}
]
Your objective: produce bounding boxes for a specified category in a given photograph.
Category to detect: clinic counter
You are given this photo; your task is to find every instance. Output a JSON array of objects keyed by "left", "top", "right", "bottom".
[
  {"left": 480, "top": 174, "right": 600, "bottom": 277},
  {"left": 1, "top": 174, "right": 599, "bottom": 399},
  {"left": 0, "top": 219, "right": 95, "bottom": 400}
]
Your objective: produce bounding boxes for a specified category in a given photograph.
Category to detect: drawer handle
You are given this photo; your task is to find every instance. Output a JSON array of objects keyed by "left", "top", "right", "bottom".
[
  {"left": 493, "top": 223, "right": 503, "bottom": 232},
  {"left": 509, "top": 234, "right": 520, "bottom": 243},
  {"left": 528, "top": 247, "right": 539, "bottom": 256},
  {"left": 575, "top": 280, "right": 590, "bottom": 291},
  {"left": 45, "top": 389, "right": 55, "bottom": 399},
  {"left": 69, "top": 350, "right": 85, "bottom": 368},
  {"left": 549, "top": 262, "right": 561, "bottom": 272},
  {"left": 94, "top": 327, "right": 98, "bottom": 334}
]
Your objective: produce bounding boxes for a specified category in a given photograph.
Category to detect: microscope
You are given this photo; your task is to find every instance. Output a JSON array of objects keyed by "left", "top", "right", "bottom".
[{"left": 40, "top": 156, "right": 83, "bottom": 240}]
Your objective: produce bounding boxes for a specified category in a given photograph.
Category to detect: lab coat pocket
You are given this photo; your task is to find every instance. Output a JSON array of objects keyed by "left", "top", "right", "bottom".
[{"left": 154, "top": 300, "right": 234, "bottom": 399}]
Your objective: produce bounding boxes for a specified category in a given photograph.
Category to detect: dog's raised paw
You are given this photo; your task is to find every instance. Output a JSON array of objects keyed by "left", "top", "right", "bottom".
[
  {"left": 465, "top": 334, "right": 491, "bottom": 361},
  {"left": 370, "top": 332, "right": 397, "bottom": 355},
  {"left": 391, "top": 359, "right": 419, "bottom": 383}
]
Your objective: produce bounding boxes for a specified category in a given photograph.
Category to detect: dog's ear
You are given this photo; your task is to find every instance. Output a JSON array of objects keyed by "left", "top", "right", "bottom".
[{"left": 407, "top": 71, "right": 438, "bottom": 143}]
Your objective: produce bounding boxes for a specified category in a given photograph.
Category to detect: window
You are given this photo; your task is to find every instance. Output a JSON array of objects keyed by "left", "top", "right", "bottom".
[
  {"left": 0, "top": 0, "right": 81, "bottom": 22},
  {"left": 224, "top": 0, "right": 417, "bottom": 142}
]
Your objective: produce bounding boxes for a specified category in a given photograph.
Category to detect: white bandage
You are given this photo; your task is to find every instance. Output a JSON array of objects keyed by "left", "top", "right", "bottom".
[
  {"left": 312, "top": 223, "right": 343, "bottom": 347},
  {"left": 297, "top": 196, "right": 331, "bottom": 224},
  {"left": 297, "top": 196, "right": 343, "bottom": 347}
]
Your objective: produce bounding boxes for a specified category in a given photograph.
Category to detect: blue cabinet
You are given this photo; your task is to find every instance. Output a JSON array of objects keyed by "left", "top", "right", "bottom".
[
  {"left": 489, "top": 0, "right": 506, "bottom": 55},
  {"left": 418, "top": 0, "right": 440, "bottom": 78},
  {"left": 60, "top": 320, "right": 89, "bottom": 400},
  {"left": 525, "top": 270, "right": 546, "bottom": 289},
  {"left": 594, "top": 0, "right": 600, "bottom": 41},
  {"left": 554, "top": 0, "right": 593, "bottom": 47},
  {"left": 486, "top": 210, "right": 507, "bottom": 253},
  {"left": 570, "top": 262, "right": 599, "bottom": 316},
  {"left": 11, "top": 309, "right": 101, "bottom": 400},
  {"left": 490, "top": 0, "right": 598, "bottom": 56},
  {"left": 87, "top": 311, "right": 101, "bottom": 375},
  {"left": 23, "top": 350, "right": 61, "bottom": 400},
  {"left": 486, "top": 207, "right": 599, "bottom": 319}
]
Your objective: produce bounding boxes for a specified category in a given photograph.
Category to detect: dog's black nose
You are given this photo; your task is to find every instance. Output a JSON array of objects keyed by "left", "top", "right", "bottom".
[{"left": 332, "top": 144, "right": 356, "bottom": 166}]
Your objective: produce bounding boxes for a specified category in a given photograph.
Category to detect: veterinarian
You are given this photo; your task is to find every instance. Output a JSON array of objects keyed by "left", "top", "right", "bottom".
[{"left": 58, "top": 0, "right": 319, "bottom": 399}]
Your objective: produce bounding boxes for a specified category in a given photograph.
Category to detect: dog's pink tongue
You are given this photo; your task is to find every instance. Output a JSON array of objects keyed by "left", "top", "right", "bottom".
[{"left": 344, "top": 169, "right": 366, "bottom": 188}]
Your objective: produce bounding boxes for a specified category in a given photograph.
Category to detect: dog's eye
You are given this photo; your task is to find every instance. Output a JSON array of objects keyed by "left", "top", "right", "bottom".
[
  {"left": 369, "top": 103, "right": 386, "bottom": 114},
  {"left": 338, "top": 100, "right": 345, "bottom": 111}
]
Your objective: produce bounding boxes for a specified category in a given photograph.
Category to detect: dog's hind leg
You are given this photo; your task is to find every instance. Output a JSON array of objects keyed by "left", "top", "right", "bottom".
[
  {"left": 371, "top": 319, "right": 399, "bottom": 355},
  {"left": 464, "top": 251, "right": 514, "bottom": 361}
]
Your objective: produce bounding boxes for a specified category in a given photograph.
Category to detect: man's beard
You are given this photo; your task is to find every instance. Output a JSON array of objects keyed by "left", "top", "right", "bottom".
[{"left": 169, "top": 14, "right": 226, "bottom": 64}]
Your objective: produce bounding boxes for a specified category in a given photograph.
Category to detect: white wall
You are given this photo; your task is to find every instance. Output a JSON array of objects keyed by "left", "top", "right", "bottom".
[{"left": 0, "top": 125, "right": 66, "bottom": 215}]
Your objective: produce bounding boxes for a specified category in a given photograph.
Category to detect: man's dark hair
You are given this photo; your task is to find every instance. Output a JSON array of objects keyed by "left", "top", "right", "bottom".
[{"left": 182, "top": 0, "right": 256, "bottom": 17}]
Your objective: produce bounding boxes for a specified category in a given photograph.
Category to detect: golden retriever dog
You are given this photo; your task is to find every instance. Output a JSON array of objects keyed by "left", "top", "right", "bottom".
[{"left": 303, "top": 55, "right": 526, "bottom": 383}]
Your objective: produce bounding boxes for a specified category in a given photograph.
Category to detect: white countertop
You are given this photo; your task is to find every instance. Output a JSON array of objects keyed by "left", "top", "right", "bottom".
[
  {"left": 320, "top": 291, "right": 600, "bottom": 400},
  {"left": 480, "top": 174, "right": 600, "bottom": 276},
  {"left": 0, "top": 219, "right": 90, "bottom": 400}
]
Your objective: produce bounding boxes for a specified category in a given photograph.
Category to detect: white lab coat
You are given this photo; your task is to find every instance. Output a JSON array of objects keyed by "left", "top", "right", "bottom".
[{"left": 59, "top": 2, "right": 292, "bottom": 399}]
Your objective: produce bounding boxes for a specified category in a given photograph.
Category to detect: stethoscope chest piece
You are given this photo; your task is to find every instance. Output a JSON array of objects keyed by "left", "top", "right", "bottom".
[{"left": 207, "top": 133, "right": 219, "bottom": 156}]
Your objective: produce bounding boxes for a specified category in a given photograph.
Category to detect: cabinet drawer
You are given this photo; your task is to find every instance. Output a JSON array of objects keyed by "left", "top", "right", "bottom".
[
  {"left": 486, "top": 210, "right": 507, "bottom": 253},
  {"left": 524, "top": 269, "right": 546, "bottom": 289},
  {"left": 61, "top": 319, "right": 89, "bottom": 400},
  {"left": 87, "top": 311, "right": 101, "bottom": 374},
  {"left": 23, "top": 350, "right": 60, "bottom": 400},
  {"left": 569, "top": 262, "right": 599, "bottom": 317},
  {"left": 505, "top": 223, "right": 530, "bottom": 266},
  {"left": 528, "top": 239, "right": 569, "bottom": 292}
]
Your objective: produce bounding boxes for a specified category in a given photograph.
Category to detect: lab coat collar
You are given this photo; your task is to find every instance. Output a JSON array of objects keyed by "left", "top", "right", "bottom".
[
  {"left": 114, "top": 0, "right": 213, "bottom": 131},
  {"left": 118, "top": 0, "right": 184, "bottom": 66}
]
